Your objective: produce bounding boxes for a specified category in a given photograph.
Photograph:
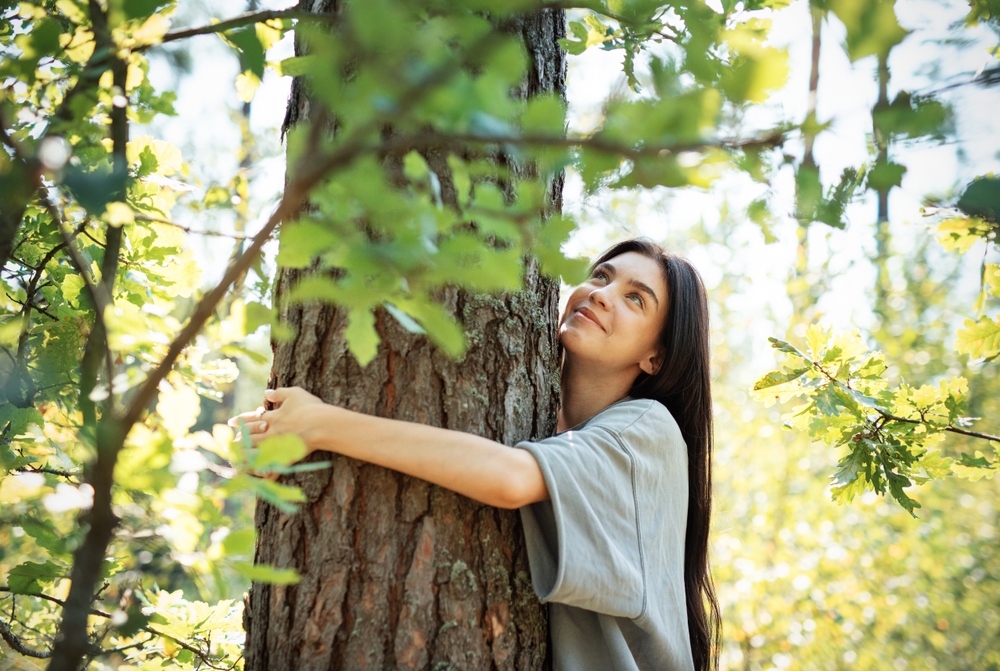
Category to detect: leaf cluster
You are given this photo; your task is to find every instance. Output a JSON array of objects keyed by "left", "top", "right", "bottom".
[{"left": 753, "top": 326, "right": 998, "bottom": 515}]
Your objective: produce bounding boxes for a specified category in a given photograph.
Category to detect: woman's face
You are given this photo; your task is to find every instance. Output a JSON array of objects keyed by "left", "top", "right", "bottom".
[{"left": 558, "top": 251, "right": 669, "bottom": 376}]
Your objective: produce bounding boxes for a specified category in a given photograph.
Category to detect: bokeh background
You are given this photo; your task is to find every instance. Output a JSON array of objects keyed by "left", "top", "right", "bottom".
[{"left": 110, "top": 0, "right": 1000, "bottom": 668}]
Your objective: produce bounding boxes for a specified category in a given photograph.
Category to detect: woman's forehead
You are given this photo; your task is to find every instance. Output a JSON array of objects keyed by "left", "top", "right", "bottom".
[{"left": 598, "top": 252, "right": 666, "bottom": 285}]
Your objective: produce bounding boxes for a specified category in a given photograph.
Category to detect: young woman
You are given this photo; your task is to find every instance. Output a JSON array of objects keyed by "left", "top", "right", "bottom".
[{"left": 230, "top": 238, "right": 720, "bottom": 671}]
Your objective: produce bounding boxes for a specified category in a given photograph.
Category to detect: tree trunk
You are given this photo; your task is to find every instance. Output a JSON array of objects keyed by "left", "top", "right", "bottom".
[{"left": 244, "top": 8, "right": 566, "bottom": 671}]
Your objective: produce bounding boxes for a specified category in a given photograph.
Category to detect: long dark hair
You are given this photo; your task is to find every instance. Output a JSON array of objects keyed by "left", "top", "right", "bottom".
[{"left": 592, "top": 238, "right": 720, "bottom": 671}]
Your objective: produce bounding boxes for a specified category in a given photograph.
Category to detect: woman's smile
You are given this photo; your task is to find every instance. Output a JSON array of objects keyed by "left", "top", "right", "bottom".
[{"left": 573, "top": 307, "right": 605, "bottom": 331}]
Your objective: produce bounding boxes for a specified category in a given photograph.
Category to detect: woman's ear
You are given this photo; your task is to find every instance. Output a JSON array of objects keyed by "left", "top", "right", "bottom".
[{"left": 640, "top": 349, "right": 664, "bottom": 376}]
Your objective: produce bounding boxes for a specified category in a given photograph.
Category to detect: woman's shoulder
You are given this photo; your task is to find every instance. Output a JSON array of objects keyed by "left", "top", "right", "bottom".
[{"left": 584, "top": 398, "right": 681, "bottom": 442}]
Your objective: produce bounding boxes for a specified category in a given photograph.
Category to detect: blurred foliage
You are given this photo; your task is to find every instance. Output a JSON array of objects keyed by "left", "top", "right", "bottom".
[{"left": 1, "top": 0, "right": 999, "bottom": 668}]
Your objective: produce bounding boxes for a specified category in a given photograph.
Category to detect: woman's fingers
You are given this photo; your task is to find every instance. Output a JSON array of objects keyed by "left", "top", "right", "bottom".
[{"left": 228, "top": 406, "right": 269, "bottom": 430}]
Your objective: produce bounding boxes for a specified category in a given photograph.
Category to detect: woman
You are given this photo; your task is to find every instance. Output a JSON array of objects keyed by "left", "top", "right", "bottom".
[{"left": 230, "top": 238, "right": 720, "bottom": 671}]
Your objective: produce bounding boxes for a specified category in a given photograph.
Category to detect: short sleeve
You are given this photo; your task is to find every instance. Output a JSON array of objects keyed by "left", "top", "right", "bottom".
[{"left": 516, "top": 426, "right": 645, "bottom": 619}]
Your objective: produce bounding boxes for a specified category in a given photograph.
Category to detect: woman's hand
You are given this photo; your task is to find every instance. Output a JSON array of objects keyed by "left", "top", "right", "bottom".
[{"left": 228, "top": 386, "right": 330, "bottom": 451}]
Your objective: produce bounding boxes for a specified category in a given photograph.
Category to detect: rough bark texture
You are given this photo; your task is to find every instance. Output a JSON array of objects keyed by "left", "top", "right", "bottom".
[{"left": 245, "top": 8, "right": 566, "bottom": 671}]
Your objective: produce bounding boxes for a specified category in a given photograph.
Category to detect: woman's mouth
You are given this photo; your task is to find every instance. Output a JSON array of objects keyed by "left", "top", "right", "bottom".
[{"left": 574, "top": 308, "right": 605, "bottom": 331}]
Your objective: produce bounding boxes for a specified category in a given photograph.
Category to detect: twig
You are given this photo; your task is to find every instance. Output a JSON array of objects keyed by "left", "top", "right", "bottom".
[
  {"left": 13, "top": 466, "right": 80, "bottom": 480},
  {"left": 877, "top": 410, "right": 1000, "bottom": 444},
  {"left": 134, "top": 214, "right": 255, "bottom": 240},
  {"left": 43, "top": 198, "right": 112, "bottom": 319},
  {"left": 0, "top": 587, "right": 107, "bottom": 615},
  {"left": 140, "top": 8, "right": 338, "bottom": 50},
  {"left": 0, "top": 617, "right": 51, "bottom": 658},
  {"left": 0, "top": 588, "right": 231, "bottom": 667},
  {"left": 374, "top": 128, "right": 786, "bottom": 164},
  {"left": 15, "top": 223, "right": 83, "bottom": 364}
]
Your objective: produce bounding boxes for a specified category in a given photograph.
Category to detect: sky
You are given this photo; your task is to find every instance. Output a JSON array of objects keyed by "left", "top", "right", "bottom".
[{"left": 144, "top": 0, "right": 1000, "bottom": 380}]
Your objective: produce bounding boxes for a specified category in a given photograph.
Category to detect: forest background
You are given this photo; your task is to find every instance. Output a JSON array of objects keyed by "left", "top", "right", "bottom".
[{"left": 1, "top": 0, "right": 1000, "bottom": 669}]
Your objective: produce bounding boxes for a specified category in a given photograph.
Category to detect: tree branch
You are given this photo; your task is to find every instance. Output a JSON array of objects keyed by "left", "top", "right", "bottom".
[
  {"left": 373, "top": 128, "right": 786, "bottom": 164},
  {"left": 13, "top": 466, "right": 80, "bottom": 481},
  {"left": 878, "top": 410, "right": 1000, "bottom": 444},
  {"left": 140, "top": 8, "right": 338, "bottom": 51},
  {"left": 0, "top": 587, "right": 233, "bottom": 667},
  {"left": 134, "top": 214, "right": 255, "bottom": 240},
  {"left": 0, "top": 617, "right": 51, "bottom": 659},
  {"left": 15, "top": 224, "right": 82, "bottom": 365}
]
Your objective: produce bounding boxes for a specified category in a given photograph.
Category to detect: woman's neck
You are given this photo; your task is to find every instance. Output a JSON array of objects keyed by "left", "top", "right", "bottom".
[{"left": 557, "top": 356, "right": 637, "bottom": 433}]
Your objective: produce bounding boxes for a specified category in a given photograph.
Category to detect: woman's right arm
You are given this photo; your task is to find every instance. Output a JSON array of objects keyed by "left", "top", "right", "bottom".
[{"left": 230, "top": 386, "right": 549, "bottom": 510}]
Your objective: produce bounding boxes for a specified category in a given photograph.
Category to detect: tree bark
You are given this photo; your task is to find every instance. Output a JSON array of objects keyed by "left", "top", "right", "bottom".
[{"left": 244, "top": 8, "right": 566, "bottom": 671}]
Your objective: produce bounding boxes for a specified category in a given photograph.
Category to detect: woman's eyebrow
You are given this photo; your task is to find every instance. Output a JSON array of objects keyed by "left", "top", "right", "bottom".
[
  {"left": 628, "top": 279, "right": 660, "bottom": 309},
  {"left": 594, "top": 262, "right": 660, "bottom": 309}
]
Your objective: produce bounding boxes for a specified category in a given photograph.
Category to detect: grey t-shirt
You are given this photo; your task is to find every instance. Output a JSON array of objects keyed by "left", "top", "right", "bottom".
[{"left": 515, "top": 398, "right": 694, "bottom": 671}]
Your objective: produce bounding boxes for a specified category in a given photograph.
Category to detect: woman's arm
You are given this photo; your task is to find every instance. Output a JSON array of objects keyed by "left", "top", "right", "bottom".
[{"left": 229, "top": 387, "right": 549, "bottom": 510}]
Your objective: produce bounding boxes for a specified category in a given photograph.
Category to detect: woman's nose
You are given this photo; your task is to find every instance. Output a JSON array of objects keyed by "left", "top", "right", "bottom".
[{"left": 588, "top": 286, "right": 610, "bottom": 309}]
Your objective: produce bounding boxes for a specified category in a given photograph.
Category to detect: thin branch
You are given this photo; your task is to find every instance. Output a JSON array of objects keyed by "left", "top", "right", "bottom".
[
  {"left": 134, "top": 214, "right": 255, "bottom": 240},
  {"left": 43, "top": 197, "right": 111, "bottom": 318},
  {"left": 141, "top": 8, "right": 338, "bottom": 50},
  {"left": 16, "top": 223, "right": 82, "bottom": 364},
  {"left": 13, "top": 465, "right": 80, "bottom": 481},
  {"left": 0, "top": 587, "right": 234, "bottom": 669},
  {"left": 0, "top": 587, "right": 113, "bottom": 632},
  {"left": 379, "top": 128, "right": 786, "bottom": 163},
  {"left": 878, "top": 411, "right": 1000, "bottom": 444},
  {"left": 0, "top": 617, "right": 51, "bottom": 658},
  {"left": 143, "top": 625, "right": 242, "bottom": 671}
]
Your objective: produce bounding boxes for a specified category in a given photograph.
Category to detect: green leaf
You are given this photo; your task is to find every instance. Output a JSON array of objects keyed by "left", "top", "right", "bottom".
[
  {"left": 752, "top": 366, "right": 810, "bottom": 391},
  {"left": 6, "top": 560, "right": 64, "bottom": 595},
  {"left": 19, "top": 517, "right": 65, "bottom": 555},
  {"left": 61, "top": 274, "right": 85, "bottom": 304},
  {"left": 986, "top": 263, "right": 1000, "bottom": 300},
  {"left": 767, "top": 337, "right": 809, "bottom": 360},
  {"left": 957, "top": 176, "right": 1000, "bottom": 224},
  {"left": 345, "top": 306, "right": 379, "bottom": 367},
  {"left": 114, "top": 604, "right": 150, "bottom": 638},
  {"left": 245, "top": 301, "right": 274, "bottom": 334},
  {"left": 747, "top": 197, "right": 777, "bottom": 243},
  {"left": 886, "top": 468, "right": 920, "bottom": 516},
  {"left": 231, "top": 562, "right": 301, "bottom": 585},
  {"left": 828, "top": 0, "right": 909, "bottom": 61},
  {"left": 955, "top": 315, "right": 1000, "bottom": 360},
  {"left": 873, "top": 92, "right": 952, "bottom": 141},
  {"left": 830, "top": 449, "right": 869, "bottom": 503},
  {"left": 521, "top": 94, "right": 566, "bottom": 135},
  {"left": 0, "top": 404, "right": 44, "bottom": 438},
  {"left": 225, "top": 27, "right": 266, "bottom": 79},
  {"left": 135, "top": 145, "right": 159, "bottom": 178},
  {"left": 123, "top": 0, "right": 165, "bottom": 21},
  {"left": 867, "top": 161, "right": 906, "bottom": 191},
  {"left": 251, "top": 477, "right": 307, "bottom": 513},
  {"left": 28, "top": 19, "right": 61, "bottom": 56},
  {"left": 812, "top": 385, "right": 843, "bottom": 416},
  {"left": 62, "top": 162, "right": 128, "bottom": 215},
  {"left": 251, "top": 434, "right": 308, "bottom": 470},
  {"left": 275, "top": 221, "right": 339, "bottom": 268},
  {"left": 221, "top": 529, "right": 256, "bottom": 556},
  {"left": 275, "top": 55, "right": 316, "bottom": 77},
  {"left": 395, "top": 299, "right": 466, "bottom": 359},
  {"left": 403, "top": 151, "right": 430, "bottom": 182}
]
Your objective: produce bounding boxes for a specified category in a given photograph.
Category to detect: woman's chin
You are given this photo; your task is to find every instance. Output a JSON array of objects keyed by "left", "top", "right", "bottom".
[{"left": 558, "top": 330, "right": 604, "bottom": 358}]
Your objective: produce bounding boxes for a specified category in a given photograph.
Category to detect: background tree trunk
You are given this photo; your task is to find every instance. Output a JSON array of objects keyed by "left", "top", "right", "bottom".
[{"left": 244, "top": 8, "right": 566, "bottom": 671}]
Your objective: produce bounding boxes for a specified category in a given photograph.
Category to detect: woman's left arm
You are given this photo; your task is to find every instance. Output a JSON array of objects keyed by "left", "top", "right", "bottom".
[{"left": 229, "top": 387, "right": 549, "bottom": 510}]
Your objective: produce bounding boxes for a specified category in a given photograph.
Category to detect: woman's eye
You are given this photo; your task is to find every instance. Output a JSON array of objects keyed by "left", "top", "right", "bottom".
[{"left": 629, "top": 294, "right": 644, "bottom": 307}]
